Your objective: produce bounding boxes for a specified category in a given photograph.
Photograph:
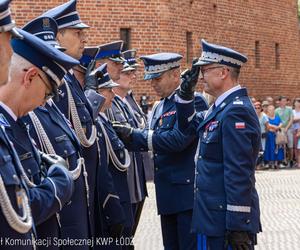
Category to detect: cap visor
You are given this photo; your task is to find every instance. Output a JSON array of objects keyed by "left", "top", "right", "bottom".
[
  {"left": 54, "top": 44, "right": 66, "bottom": 51},
  {"left": 107, "top": 82, "right": 119, "bottom": 88},
  {"left": 194, "top": 60, "right": 214, "bottom": 66},
  {"left": 69, "top": 22, "right": 90, "bottom": 29},
  {"left": 10, "top": 28, "right": 23, "bottom": 39},
  {"left": 144, "top": 72, "right": 162, "bottom": 80},
  {"left": 109, "top": 57, "right": 124, "bottom": 63},
  {"left": 122, "top": 66, "right": 136, "bottom": 72}
]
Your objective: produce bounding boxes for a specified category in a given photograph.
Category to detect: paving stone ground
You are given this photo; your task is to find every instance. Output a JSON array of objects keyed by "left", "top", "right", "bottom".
[{"left": 134, "top": 168, "right": 300, "bottom": 250}]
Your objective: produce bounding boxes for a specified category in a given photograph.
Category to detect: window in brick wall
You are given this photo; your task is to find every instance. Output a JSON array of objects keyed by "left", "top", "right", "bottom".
[
  {"left": 255, "top": 41, "right": 260, "bottom": 68},
  {"left": 186, "top": 31, "right": 193, "bottom": 64},
  {"left": 120, "top": 28, "right": 131, "bottom": 51},
  {"left": 275, "top": 43, "right": 280, "bottom": 69}
]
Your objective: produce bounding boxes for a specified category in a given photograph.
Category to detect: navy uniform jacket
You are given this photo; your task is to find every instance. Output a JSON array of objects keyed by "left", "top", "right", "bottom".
[
  {"left": 176, "top": 88, "right": 261, "bottom": 237},
  {"left": 54, "top": 71, "right": 99, "bottom": 237},
  {"left": 0, "top": 106, "right": 69, "bottom": 249},
  {"left": 129, "top": 93, "right": 208, "bottom": 215},
  {"left": 95, "top": 114, "right": 132, "bottom": 232},
  {"left": 0, "top": 120, "right": 73, "bottom": 250},
  {"left": 22, "top": 101, "right": 91, "bottom": 249},
  {"left": 0, "top": 123, "right": 35, "bottom": 250},
  {"left": 107, "top": 96, "right": 147, "bottom": 204}
]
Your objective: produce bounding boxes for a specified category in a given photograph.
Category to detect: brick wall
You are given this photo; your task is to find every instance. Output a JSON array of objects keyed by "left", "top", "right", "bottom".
[{"left": 11, "top": 0, "right": 300, "bottom": 103}]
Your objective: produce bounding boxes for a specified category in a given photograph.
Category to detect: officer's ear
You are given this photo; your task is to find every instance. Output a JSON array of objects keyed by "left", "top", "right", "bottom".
[
  {"left": 170, "top": 67, "right": 180, "bottom": 80},
  {"left": 22, "top": 67, "right": 38, "bottom": 89},
  {"left": 219, "top": 66, "right": 230, "bottom": 80},
  {"left": 56, "top": 29, "right": 66, "bottom": 44}
]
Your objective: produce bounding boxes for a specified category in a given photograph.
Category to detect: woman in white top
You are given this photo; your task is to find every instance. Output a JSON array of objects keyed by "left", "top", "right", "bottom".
[{"left": 292, "top": 98, "right": 300, "bottom": 167}]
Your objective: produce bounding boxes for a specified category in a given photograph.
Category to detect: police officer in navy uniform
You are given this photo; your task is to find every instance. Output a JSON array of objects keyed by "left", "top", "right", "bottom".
[
  {"left": 175, "top": 39, "right": 262, "bottom": 250},
  {"left": 86, "top": 63, "right": 134, "bottom": 249},
  {"left": 114, "top": 49, "right": 150, "bottom": 237},
  {"left": 0, "top": 20, "right": 76, "bottom": 249},
  {"left": 0, "top": 2, "right": 74, "bottom": 249},
  {"left": 42, "top": 0, "right": 102, "bottom": 240},
  {"left": 76, "top": 46, "right": 133, "bottom": 249},
  {"left": 113, "top": 52, "right": 208, "bottom": 250},
  {"left": 22, "top": 16, "right": 92, "bottom": 249},
  {"left": 96, "top": 42, "right": 148, "bottom": 241},
  {"left": 122, "top": 50, "right": 154, "bottom": 183}
]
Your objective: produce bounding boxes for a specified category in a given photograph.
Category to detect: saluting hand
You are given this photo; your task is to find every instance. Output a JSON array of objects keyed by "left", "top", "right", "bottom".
[{"left": 176, "top": 58, "right": 200, "bottom": 101}]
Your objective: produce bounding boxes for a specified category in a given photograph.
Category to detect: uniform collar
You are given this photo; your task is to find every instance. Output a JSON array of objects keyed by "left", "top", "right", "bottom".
[
  {"left": 100, "top": 112, "right": 109, "bottom": 122},
  {"left": 215, "top": 84, "right": 241, "bottom": 107},
  {"left": 0, "top": 101, "right": 17, "bottom": 121}
]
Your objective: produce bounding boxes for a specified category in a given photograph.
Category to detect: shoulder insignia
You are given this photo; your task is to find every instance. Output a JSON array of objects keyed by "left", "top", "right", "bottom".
[
  {"left": 0, "top": 114, "right": 10, "bottom": 128},
  {"left": 235, "top": 122, "right": 246, "bottom": 129}
]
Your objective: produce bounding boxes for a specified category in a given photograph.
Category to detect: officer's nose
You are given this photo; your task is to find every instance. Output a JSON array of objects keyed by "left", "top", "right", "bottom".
[{"left": 199, "top": 70, "right": 204, "bottom": 80}]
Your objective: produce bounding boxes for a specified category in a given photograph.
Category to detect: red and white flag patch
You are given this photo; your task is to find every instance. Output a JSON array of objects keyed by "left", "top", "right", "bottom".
[{"left": 235, "top": 122, "right": 245, "bottom": 129}]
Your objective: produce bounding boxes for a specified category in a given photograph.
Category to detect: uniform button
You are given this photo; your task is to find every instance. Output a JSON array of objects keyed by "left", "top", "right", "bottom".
[
  {"left": 166, "top": 124, "right": 169, "bottom": 127},
  {"left": 93, "top": 101, "right": 98, "bottom": 105},
  {"left": 154, "top": 153, "right": 158, "bottom": 157},
  {"left": 155, "top": 168, "right": 158, "bottom": 171},
  {"left": 13, "top": 174, "right": 18, "bottom": 180},
  {"left": 64, "top": 150, "right": 68, "bottom": 155},
  {"left": 27, "top": 169, "right": 31, "bottom": 174},
  {"left": 246, "top": 219, "right": 251, "bottom": 224},
  {"left": 219, "top": 205, "right": 223, "bottom": 209},
  {"left": 195, "top": 171, "right": 198, "bottom": 175},
  {"left": 198, "top": 156, "right": 202, "bottom": 159},
  {"left": 186, "top": 179, "right": 190, "bottom": 183}
]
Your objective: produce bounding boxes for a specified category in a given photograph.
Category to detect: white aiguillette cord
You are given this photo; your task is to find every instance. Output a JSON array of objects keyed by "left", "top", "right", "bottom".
[
  {"left": 28, "top": 111, "right": 84, "bottom": 181},
  {"left": 97, "top": 118, "right": 130, "bottom": 172},
  {"left": 0, "top": 126, "right": 33, "bottom": 234},
  {"left": 0, "top": 175, "right": 33, "bottom": 234},
  {"left": 65, "top": 81, "right": 97, "bottom": 148}
]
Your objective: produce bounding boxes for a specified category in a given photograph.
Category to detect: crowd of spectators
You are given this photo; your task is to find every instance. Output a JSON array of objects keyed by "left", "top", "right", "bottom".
[{"left": 253, "top": 95, "right": 300, "bottom": 170}]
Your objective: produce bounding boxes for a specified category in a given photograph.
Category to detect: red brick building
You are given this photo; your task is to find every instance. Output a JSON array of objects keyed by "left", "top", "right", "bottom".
[{"left": 11, "top": 0, "right": 300, "bottom": 102}]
